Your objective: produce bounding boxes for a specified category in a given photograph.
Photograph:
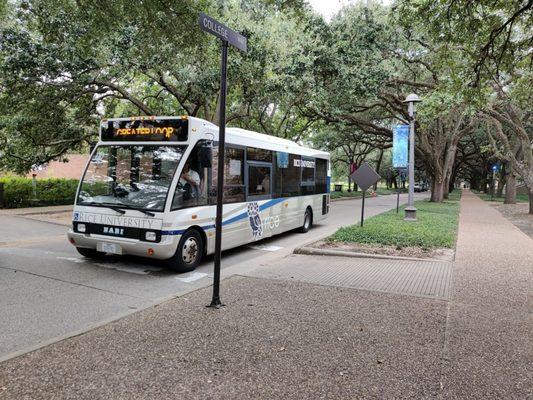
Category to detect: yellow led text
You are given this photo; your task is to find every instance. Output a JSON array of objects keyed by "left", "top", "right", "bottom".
[{"left": 116, "top": 127, "right": 175, "bottom": 139}]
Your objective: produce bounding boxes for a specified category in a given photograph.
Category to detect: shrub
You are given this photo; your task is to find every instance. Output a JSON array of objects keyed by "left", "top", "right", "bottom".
[{"left": 0, "top": 177, "right": 79, "bottom": 208}]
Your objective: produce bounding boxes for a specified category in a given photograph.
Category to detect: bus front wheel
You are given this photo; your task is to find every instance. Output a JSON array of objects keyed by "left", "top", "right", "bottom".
[
  {"left": 299, "top": 207, "right": 313, "bottom": 233},
  {"left": 166, "top": 229, "right": 203, "bottom": 273}
]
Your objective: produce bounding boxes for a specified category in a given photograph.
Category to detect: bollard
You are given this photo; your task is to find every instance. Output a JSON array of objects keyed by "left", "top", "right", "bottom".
[
  {"left": 0, "top": 182, "right": 4, "bottom": 208},
  {"left": 32, "top": 173, "right": 38, "bottom": 201}
]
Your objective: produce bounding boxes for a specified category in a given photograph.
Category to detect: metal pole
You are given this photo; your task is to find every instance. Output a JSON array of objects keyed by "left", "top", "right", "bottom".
[
  {"left": 208, "top": 40, "right": 228, "bottom": 309},
  {"left": 491, "top": 170, "right": 495, "bottom": 201},
  {"left": 404, "top": 105, "right": 417, "bottom": 220},
  {"left": 32, "top": 174, "right": 38, "bottom": 201},
  {"left": 396, "top": 188, "right": 400, "bottom": 213},
  {"left": 360, "top": 191, "right": 365, "bottom": 227},
  {"left": 0, "top": 182, "right": 4, "bottom": 208}
]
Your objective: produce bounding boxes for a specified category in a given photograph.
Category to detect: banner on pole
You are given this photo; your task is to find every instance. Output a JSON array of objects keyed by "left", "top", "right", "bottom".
[{"left": 392, "top": 124, "right": 409, "bottom": 169}]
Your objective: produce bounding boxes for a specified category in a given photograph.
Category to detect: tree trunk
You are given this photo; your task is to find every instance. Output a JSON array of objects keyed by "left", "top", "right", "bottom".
[
  {"left": 504, "top": 174, "right": 516, "bottom": 204},
  {"left": 443, "top": 174, "right": 450, "bottom": 199},
  {"left": 481, "top": 177, "right": 488, "bottom": 193},
  {"left": 431, "top": 179, "right": 445, "bottom": 202},
  {"left": 373, "top": 149, "right": 384, "bottom": 191},
  {"left": 496, "top": 164, "right": 507, "bottom": 197},
  {"left": 496, "top": 179, "right": 505, "bottom": 197}
]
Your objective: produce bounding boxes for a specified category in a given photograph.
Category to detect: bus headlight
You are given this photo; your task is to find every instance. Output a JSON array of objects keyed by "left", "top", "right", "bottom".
[
  {"left": 145, "top": 232, "right": 157, "bottom": 241},
  {"left": 77, "top": 223, "right": 86, "bottom": 233}
]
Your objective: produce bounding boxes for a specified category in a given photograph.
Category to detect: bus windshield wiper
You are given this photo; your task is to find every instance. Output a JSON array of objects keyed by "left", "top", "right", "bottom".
[
  {"left": 130, "top": 208, "right": 155, "bottom": 217},
  {"left": 85, "top": 201, "right": 126, "bottom": 215},
  {"left": 83, "top": 202, "right": 155, "bottom": 217}
]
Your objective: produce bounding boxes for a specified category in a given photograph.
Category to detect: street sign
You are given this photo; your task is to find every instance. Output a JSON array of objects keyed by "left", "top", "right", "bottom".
[
  {"left": 350, "top": 162, "right": 381, "bottom": 192},
  {"left": 392, "top": 124, "right": 409, "bottom": 169},
  {"left": 350, "top": 162, "right": 381, "bottom": 227},
  {"left": 198, "top": 13, "right": 247, "bottom": 52},
  {"left": 199, "top": 13, "right": 248, "bottom": 308}
]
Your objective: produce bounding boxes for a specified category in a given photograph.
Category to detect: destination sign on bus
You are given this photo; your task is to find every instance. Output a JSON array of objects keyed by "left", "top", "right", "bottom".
[{"left": 100, "top": 118, "right": 188, "bottom": 142}]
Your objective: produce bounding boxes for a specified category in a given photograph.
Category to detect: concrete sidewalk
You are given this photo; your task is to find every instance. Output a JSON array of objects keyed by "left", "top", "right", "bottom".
[
  {"left": 0, "top": 191, "right": 531, "bottom": 399},
  {"left": 438, "top": 190, "right": 532, "bottom": 398}
]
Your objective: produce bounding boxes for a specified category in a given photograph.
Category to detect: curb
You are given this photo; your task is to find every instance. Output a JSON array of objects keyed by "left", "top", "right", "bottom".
[
  {"left": 0, "top": 206, "right": 73, "bottom": 216},
  {"left": 294, "top": 245, "right": 449, "bottom": 263}
]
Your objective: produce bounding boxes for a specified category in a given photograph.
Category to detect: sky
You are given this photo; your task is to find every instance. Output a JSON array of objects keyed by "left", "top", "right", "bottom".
[{"left": 308, "top": 0, "right": 391, "bottom": 21}]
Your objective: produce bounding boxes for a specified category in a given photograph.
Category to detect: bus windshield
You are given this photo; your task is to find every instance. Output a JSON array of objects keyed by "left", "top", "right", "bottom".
[{"left": 77, "top": 145, "right": 186, "bottom": 212}]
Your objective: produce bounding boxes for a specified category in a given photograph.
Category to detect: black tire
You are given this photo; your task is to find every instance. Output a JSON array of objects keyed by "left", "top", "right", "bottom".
[
  {"left": 299, "top": 207, "right": 313, "bottom": 233},
  {"left": 76, "top": 247, "right": 105, "bottom": 259},
  {"left": 166, "top": 229, "right": 203, "bottom": 273}
]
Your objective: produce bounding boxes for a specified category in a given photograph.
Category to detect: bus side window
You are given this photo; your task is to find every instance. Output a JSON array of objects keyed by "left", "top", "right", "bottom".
[
  {"left": 301, "top": 156, "right": 316, "bottom": 195},
  {"left": 315, "top": 158, "right": 328, "bottom": 194},
  {"left": 280, "top": 154, "right": 301, "bottom": 197},
  {"left": 172, "top": 141, "right": 211, "bottom": 210},
  {"left": 209, "top": 146, "right": 245, "bottom": 204}
]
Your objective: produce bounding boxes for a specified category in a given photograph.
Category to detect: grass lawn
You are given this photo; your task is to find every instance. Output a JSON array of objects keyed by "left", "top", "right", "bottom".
[
  {"left": 328, "top": 191, "right": 461, "bottom": 249},
  {"left": 472, "top": 190, "right": 529, "bottom": 203}
]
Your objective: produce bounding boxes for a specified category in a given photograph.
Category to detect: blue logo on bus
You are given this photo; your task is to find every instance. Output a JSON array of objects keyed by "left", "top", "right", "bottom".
[{"left": 247, "top": 202, "right": 263, "bottom": 240}]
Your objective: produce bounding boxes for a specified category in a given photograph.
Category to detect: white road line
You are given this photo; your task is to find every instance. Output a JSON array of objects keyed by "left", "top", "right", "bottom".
[
  {"left": 247, "top": 244, "right": 284, "bottom": 252},
  {"left": 55, "top": 256, "right": 162, "bottom": 275},
  {"left": 94, "top": 263, "right": 163, "bottom": 275},
  {"left": 176, "top": 272, "right": 209, "bottom": 283},
  {"left": 56, "top": 256, "right": 86, "bottom": 264}
]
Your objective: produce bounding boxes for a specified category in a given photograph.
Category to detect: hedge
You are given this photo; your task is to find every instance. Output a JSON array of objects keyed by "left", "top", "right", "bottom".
[{"left": 0, "top": 177, "right": 79, "bottom": 208}]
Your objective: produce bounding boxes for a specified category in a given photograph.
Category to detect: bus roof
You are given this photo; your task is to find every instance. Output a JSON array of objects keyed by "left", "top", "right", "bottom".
[
  {"left": 100, "top": 116, "right": 329, "bottom": 159},
  {"left": 224, "top": 127, "right": 329, "bottom": 159}
]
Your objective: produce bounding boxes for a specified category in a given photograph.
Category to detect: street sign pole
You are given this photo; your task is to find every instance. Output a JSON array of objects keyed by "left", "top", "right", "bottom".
[
  {"left": 396, "top": 188, "right": 400, "bottom": 213},
  {"left": 209, "top": 40, "right": 228, "bottom": 308},
  {"left": 491, "top": 169, "right": 496, "bottom": 201},
  {"left": 361, "top": 191, "right": 365, "bottom": 227},
  {"left": 199, "top": 13, "right": 247, "bottom": 308}
]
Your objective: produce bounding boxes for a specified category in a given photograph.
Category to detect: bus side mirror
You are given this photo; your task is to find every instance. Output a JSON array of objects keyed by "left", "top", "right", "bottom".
[
  {"left": 199, "top": 146, "right": 212, "bottom": 168},
  {"left": 89, "top": 142, "right": 97, "bottom": 154}
]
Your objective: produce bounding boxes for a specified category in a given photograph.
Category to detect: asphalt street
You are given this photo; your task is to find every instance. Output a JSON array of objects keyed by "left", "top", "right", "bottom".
[{"left": 0, "top": 192, "right": 426, "bottom": 360}]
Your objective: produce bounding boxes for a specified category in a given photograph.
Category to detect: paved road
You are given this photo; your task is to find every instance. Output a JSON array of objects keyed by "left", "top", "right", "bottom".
[{"left": 0, "top": 192, "right": 426, "bottom": 360}]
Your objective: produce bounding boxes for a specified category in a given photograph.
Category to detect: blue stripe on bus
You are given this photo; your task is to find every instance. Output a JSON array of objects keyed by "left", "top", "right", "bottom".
[
  {"left": 326, "top": 176, "right": 331, "bottom": 193},
  {"left": 161, "top": 198, "right": 287, "bottom": 236}
]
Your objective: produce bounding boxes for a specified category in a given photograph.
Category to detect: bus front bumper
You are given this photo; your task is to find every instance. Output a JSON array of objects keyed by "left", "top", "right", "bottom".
[{"left": 67, "top": 230, "right": 178, "bottom": 260}]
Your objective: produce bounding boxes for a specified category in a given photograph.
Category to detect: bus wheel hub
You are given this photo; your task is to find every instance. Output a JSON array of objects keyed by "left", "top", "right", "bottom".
[{"left": 182, "top": 238, "right": 198, "bottom": 264}]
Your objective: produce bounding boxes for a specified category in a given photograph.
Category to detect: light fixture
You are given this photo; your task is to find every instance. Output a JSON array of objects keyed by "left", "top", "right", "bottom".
[
  {"left": 145, "top": 231, "right": 157, "bottom": 241},
  {"left": 77, "top": 223, "right": 86, "bottom": 233}
]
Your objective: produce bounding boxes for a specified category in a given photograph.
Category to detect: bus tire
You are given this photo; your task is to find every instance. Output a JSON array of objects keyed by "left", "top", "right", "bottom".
[
  {"left": 299, "top": 207, "right": 313, "bottom": 233},
  {"left": 166, "top": 229, "right": 203, "bottom": 273},
  {"left": 76, "top": 247, "right": 105, "bottom": 259}
]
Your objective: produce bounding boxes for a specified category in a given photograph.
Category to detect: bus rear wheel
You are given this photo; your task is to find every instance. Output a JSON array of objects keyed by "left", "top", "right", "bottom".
[
  {"left": 299, "top": 207, "right": 313, "bottom": 233},
  {"left": 166, "top": 229, "right": 203, "bottom": 273}
]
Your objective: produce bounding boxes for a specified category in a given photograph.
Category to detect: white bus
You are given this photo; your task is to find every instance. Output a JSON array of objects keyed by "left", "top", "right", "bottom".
[{"left": 68, "top": 116, "right": 330, "bottom": 272}]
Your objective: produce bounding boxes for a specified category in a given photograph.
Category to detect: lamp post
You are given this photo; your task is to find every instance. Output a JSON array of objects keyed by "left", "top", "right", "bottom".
[{"left": 403, "top": 93, "right": 421, "bottom": 221}]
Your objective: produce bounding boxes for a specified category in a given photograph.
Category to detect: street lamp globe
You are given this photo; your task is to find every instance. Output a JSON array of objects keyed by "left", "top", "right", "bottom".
[
  {"left": 403, "top": 93, "right": 422, "bottom": 117},
  {"left": 403, "top": 93, "right": 421, "bottom": 103}
]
